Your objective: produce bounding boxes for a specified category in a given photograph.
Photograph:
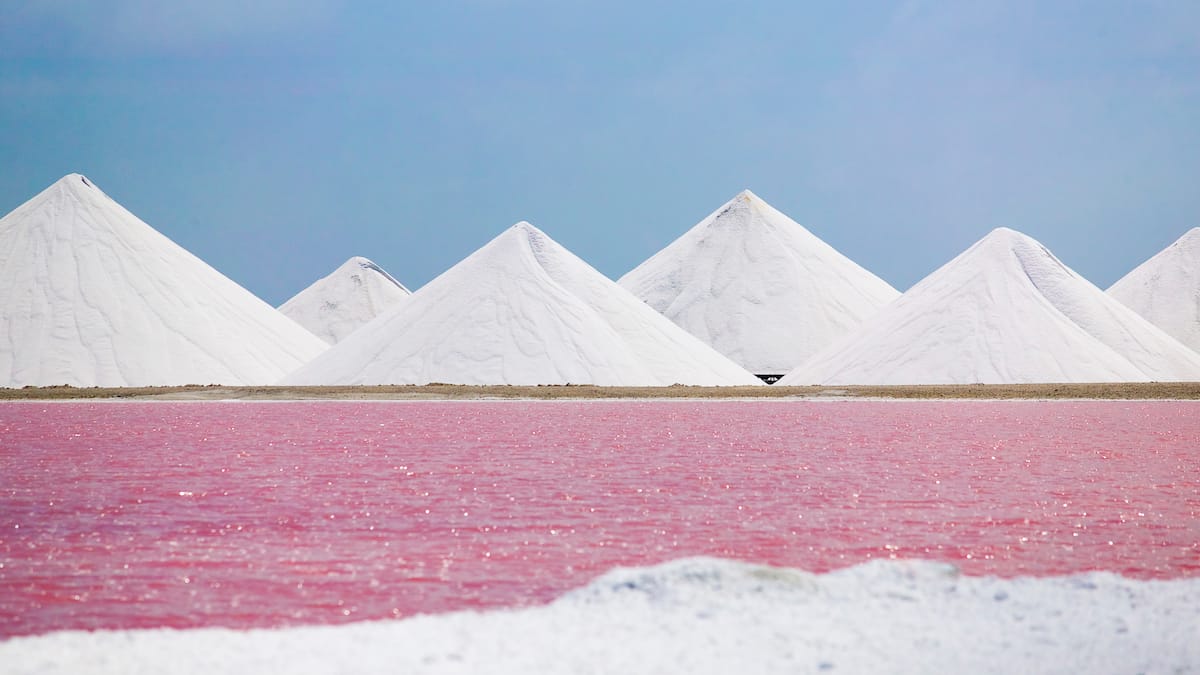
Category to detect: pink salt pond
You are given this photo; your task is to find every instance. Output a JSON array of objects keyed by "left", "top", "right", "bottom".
[{"left": 1, "top": 399, "right": 1197, "bottom": 638}]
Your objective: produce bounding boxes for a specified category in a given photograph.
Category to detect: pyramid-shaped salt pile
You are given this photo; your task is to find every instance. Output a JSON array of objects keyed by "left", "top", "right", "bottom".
[
  {"left": 1108, "top": 228, "right": 1200, "bottom": 353},
  {"left": 0, "top": 174, "right": 328, "bottom": 387},
  {"left": 283, "top": 222, "right": 763, "bottom": 386},
  {"left": 779, "top": 227, "right": 1200, "bottom": 385},
  {"left": 619, "top": 190, "right": 899, "bottom": 376},
  {"left": 280, "top": 256, "right": 411, "bottom": 344}
]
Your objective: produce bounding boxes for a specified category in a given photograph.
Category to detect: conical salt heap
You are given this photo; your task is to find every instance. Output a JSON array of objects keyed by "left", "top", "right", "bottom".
[
  {"left": 0, "top": 174, "right": 328, "bottom": 387},
  {"left": 283, "top": 222, "right": 763, "bottom": 386},
  {"left": 280, "top": 256, "right": 411, "bottom": 344},
  {"left": 619, "top": 190, "right": 899, "bottom": 376},
  {"left": 1108, "top": 228, "right": 1200, "bottom": 353},
  {"left": 780, "top": 227, "right": 1200, "bottom": 385}
]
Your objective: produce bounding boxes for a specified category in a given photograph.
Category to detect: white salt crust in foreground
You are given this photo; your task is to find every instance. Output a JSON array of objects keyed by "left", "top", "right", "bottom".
[
  {"left": 4, "top": 557, "right": 1198, "bottom": 675},
  {"left": 620, "top": 190, "right": 899, "bottom": 374},
  {"left": 1108, "top": 227, "right": 1200, "bottom": 354},
  {"left": 283, "top": 222, "right": 762, "bottom": 386},
  {"left": 279, "top": 256, "right": 411, "bottom": 345},
  {"left": 781, "top": 227, "right": 1200, "bottom": 385},
  {"left": 0, "top": 175, "right": 328, "bottom": 387}
]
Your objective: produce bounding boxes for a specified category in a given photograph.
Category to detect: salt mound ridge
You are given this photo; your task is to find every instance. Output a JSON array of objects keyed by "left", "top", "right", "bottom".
[
  {"left": 0, "top": 175, "right": 327, "bottom": 387},
  {"left": 781, "top": 227, "right": 1200, "bottom": 385},
  {"left": 1108, "top": 227, "right": 1200, "bottom": 353},
  {"left": 283, "top": 222, "right": 762, "bottom": 386},
  {"left": 279, "top": 256, "right": 411, "bottom": 344},
  {"left": 619, "top": 190, "right": 899, "bottom": 374},
  {"left": 4, "top": 557, "right": 1197, "bottom": 674}
]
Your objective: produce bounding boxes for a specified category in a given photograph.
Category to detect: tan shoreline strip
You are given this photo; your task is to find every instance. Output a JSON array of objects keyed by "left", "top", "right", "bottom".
[{"left": 2, "top": 382, "right": 1200, "bottom": 401}]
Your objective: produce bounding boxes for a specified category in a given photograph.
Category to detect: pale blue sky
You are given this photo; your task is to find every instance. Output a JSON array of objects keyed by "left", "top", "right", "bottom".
[{"left": 2, "top": 1, "right": 1198, "bottom": 305}]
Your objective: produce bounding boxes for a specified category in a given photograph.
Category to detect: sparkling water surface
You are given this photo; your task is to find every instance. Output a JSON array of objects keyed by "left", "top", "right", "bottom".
[{"left": 1, "top": 400, "right": 1197, "bottom": 638}]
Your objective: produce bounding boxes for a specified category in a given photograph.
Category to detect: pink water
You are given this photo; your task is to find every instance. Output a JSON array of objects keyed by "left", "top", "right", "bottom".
[{"left": 1, "top": 400, "right": 1197, "bottom": 638}]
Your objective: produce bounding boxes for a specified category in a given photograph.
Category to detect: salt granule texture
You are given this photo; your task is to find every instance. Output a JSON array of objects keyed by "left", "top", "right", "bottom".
[{"left": 3, "top": 557, "right": 1197, "bottom": 675}]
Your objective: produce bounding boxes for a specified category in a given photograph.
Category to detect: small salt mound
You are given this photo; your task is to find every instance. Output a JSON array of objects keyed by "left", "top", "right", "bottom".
[
  {"left": 1108, "top": 227, "right": 1200, "bottom": 353},
  {"left": 0, "top": 174, "right": 327, "bottom": 387},
  {"left": 619, "top": 190, "right": 899, "bottom": 374},
  {"left": 282, "top": 222, "right": 762, "bottom": 386},
  {"left": 279, "top": 256, "right": 411, "bottom": 345},
  {"left": 3, "top": 557, "right": 1196, "bottom": 674},
  {"left": 780, "top": 227, "right": 1200, "bottom": 385}
]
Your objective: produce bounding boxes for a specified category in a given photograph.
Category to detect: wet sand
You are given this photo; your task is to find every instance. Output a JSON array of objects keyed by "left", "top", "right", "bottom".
[{"left": 3, "top": 382, "right": 1200, "bottom": 400}]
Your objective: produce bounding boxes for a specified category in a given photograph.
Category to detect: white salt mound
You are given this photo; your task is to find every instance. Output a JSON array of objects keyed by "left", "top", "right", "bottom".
[
  {"left": 1108, "top": 227, "right": 1200, "bottom": 353},
  {"left": 282, "top": 222, "right": 762, "bottom": 386},
  {"left": 279, "top": 256, "right": 411, "bottom": 345},
  {"left": 3, "top": 557, "right": 1197, "bottom": 675},
  {"left": 619, "top": 190, "right": 899, "bottom": 374},
  {"left": 0, "top": 174, "right": 328, "bottom": 387},
  {"left": 780, "top": 227, "right": 1200, "bottom": 385}
]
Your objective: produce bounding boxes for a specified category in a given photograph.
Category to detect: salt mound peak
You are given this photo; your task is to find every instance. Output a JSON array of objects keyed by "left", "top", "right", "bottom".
[
  {"left": 780, "top": 227, "right": 1200, "bottom": 385},
  {"left": 279, "top": 255, "right": 411, "bottom": 344},
  {"left": 1108, "top": 227, "right": 1200, "bottom": 352},
  {"left": 0, "top": 174, "right": 328, "bottom": 387},
  {"left": 619, "top": 189, "right": 899, "bottom": 375},
  {"left": 283, "top": 221, "right": 762, "bottom": 386}
]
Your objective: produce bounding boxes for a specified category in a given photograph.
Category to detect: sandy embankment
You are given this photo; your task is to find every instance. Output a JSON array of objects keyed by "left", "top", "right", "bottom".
[{"left": 2, "top": 382, "right": 1199, "bottom": 400}]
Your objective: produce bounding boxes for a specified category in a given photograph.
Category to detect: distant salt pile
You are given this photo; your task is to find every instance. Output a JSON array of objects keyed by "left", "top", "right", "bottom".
[
  {"left": 0, "top": 174, "right": 328, "bottom": 387},
  {"left": 619, "top": 190, "right": 899, "bottom": 376},
  {"left": 283, "top": 222, "right": 762, "bottom": 386},
  {"left": 280, "top": 256, "right": 411, "bottom": 345},
  {"left": 1108, "top": 228, "right": 1200, "bottom": 353},
  {"left": 780, "top": 227, "right": 1200, "bottom": 385}
]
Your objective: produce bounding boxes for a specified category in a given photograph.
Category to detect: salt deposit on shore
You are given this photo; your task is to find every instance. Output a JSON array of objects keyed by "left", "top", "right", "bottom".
[{"left": 3, "top": 557, "right": 1196, "bottom": 675}]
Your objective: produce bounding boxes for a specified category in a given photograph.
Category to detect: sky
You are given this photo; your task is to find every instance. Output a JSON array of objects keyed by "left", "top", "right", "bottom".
[{"left": 2, "top": 1, "right": 1198, "bottom": 306}]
